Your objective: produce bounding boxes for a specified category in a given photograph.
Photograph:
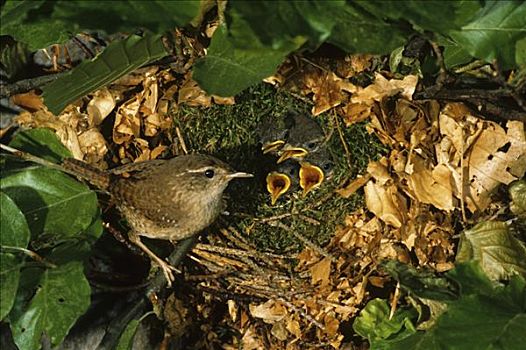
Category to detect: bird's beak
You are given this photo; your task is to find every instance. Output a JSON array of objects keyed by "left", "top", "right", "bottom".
[
  {"left": 228, "top": 172, "right": 254, "bottom": 179},
  {"left": 277, "top": 145, "right": 308, "bottom": 163},
  {"left": 266, "top": 172, "right": 291, "bottom": 205},
  {"left": 299, "top": 162, "right": 324, "bottom": 196},
  {"left": 262, "top": 140, "right": 285, "bottom": 154}
]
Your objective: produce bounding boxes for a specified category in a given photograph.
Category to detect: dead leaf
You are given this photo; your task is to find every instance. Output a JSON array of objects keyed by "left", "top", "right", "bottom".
[
  {"left": 364, "top": 180, "right": 406, "bottom": 228},
  {"left": 347, "top": 73, "right": 418, "bottom": 105},
  {"left": 11, "top": 91, "right": 46, "bottom": 112},
  {"left": 310, "top": 257, "right": 332, "bottom": 287},
  {"left": 86, "top": 88, "right": 115, "bottom": 126}
]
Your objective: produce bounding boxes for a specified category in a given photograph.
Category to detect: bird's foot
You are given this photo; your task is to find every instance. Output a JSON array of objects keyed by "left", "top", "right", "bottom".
[{"left": 154, "top": 258, "right": 180, "bottom": 287}]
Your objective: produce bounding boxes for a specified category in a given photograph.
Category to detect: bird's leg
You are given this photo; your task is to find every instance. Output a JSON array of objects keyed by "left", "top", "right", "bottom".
[{"left": 128, "top": 232, "right": 178, "bottom": 287}]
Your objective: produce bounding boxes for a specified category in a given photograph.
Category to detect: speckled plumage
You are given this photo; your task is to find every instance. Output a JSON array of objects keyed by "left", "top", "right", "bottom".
[{"left": 62, "top": 154, "right": 252, "bottom": 285}]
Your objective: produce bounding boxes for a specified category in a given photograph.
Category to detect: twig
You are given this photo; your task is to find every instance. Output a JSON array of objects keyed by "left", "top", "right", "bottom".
[
  {"left": 272, "top": 222, "right": 335, "bottom": 262},
  {"left": 0, "top": 72, "right": 68, "bottom": 98},
  {"left": 175, "top": 126, "right": 188, "bottom": 155},
  {"left": 0, "top": 246, "right": 57, "bottom": 268},
  {"left": 389, "top": 282, "right": 401, "bottom": 320}
]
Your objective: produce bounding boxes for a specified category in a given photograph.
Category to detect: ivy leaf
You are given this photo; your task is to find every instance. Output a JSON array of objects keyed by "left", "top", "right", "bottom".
[
  {"left": 8, "top": 262, "right": 91, "bottom": 350},
  {"left": 0, "top": 193, "right": 31, "bottom": 320}
]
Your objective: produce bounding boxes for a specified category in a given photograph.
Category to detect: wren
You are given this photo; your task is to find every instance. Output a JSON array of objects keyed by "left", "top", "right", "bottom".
[{"left": 61, "top": 154, "right": 253, "bottom": 285}]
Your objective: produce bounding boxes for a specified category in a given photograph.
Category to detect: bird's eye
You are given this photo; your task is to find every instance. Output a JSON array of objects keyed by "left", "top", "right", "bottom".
[
  {"left": 204, "top": 169, "right": 215, "bottom": 178},
  {"left": 323, "top": 162, "right": 333, "bottom": 171},
  {"left": 305, "top": 142, "right": 316, "bottom": 151}
]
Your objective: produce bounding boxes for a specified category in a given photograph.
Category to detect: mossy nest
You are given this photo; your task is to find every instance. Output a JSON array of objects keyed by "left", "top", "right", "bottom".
[{"left": 173, "top": 84, "right": 386, "bottom": 253}]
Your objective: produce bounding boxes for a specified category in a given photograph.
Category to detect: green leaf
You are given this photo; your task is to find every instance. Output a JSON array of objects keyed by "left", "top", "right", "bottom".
[
  {"left": 116, "top": 319, "right": 141, "bottom": 350},
  {"left": 327, "top": 3, "right": 409, "bottom": 54},
  {"left": 9, "top": 128, "right": 72, "bottom": 163},
  {"left": 356, "top": 263, "right": 526, "bottom": 350},
  {"left": 0, "top": 193, "right": 31, "bottom": 320},
  {"left": 510, "top": 179, "right": 526, "bottom": 217},
  {"left": 193, "top": 25, "right": 302, "bottom": 97},
  {"left": 41, "top": 33, "right": 168, "bottom": 115},
  {"left": 449, "top": 1, "right": 526, "bottom": 69},
  {"left": 355, "top": 0, "right": 468, "bottom": 34},
  {"left": 517, "top": 37, "right": 526, "bottom": 67},
  {"left": 1, "top": 167, "right": 99, "bottom": 240},
  {"left": 9, "top": 262, "right": 91, "bottom": 350},
  {"left": 381, "top": 260, "right": 459, "bottom": 301},
  {"left": 353, "top": 298, "right": 418, "bottom": 349},
  {"left": 1, "top": 0, "right": 201, "bottom": 50},
  {"left": 456, "top": 221, "right": 526, "bottom": 281},
  {"left": 430, "top": 264, "right": 526, "bottom": 350}
]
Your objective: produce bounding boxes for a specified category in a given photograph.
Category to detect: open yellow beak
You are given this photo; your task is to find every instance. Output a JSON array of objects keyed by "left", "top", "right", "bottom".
[
  {"left": 277, "top": 146, "right": 308, "bottom": 163},
  {"left": 299, "top": 162, "right": 324, "bottom": 196},
  {"left": 262, "top": 140, "right": 285, "bottom": 154},
  {"left": 266, "top": 172, "right": 292, "bottom": 205}
]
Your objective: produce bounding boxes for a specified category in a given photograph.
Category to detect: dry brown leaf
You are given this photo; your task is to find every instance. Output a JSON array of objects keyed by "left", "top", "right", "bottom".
[
  {"left": 364, "top": 181, "right": 406, "bottom": 228},
  {"left": 212, "top": 95, "right": 235, "bottom": 105},
  {"left": 407, "top": 162, "right": 455, "bottom": 211},
  {"left": 249, "top": 300, "right": 286, "bottom": 323},
  {"left": 466, "top": 120, "right": 526, "bottom": 211},
  {"left": 310, "top": 257, "right": 332, "bottom": 287},
  {"left": 86, "top": 88, "right": 115, "bottom": 126},
  {"left": 336, "top": 174, "right": 372, "bottom": 198},
  {"left": 10, "top": 91, "right": 46, "bottom": 112},
  {"left": 340, "top": 102, "right": 373, "bottom": 126},
  {"left": 113, "top": 96, "right": 141, "bottom": 144},
  {"left": 286, "top": 319, "right": 301, "bottom": 339},
  {"left": 304, "top": 71, "right": 346, "bottom": 116},
  {"left": 439, "top": 104, "right": 526, "bottom": 212},
  {"left": 77, "top": 128, "right": 107, "bottom": 164},
  {"left": 271, "top": 321, "right": 288, "bottom": 341},
  {"left": 178, "top": 74, "right": 212, "bottom": 107},
  {"left": 347, "top": 73, "right": 418, "bottom": 105},
  {"left": 15, "top": 110, "right": 84, "bottom": 159}
]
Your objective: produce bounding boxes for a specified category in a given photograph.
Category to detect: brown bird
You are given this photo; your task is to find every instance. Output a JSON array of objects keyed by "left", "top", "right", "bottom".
[{"left": 0, "top": 144, "right": 252, "bottom": 286}]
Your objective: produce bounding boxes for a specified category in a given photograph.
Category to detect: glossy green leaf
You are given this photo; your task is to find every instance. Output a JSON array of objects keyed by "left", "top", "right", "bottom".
[
  {"left": 456, "top": 221, "right": 526, "bottom": 281},
  {"left": 0, "top": 193, "right": 31, "bottom": 320},
  {"left": 1, "top": 167, "right": 98, "bottom": 240},
  {"left": 353, "top": 298, "right": 418, "bottom": 349},
  {"left": 9, "top": 128, "right": 72, "bottom": 163},
  {"left": 449, "top": 1, "right": 526, "bottom": 69},
  {"left": 41, "top": 33, "right": 167, "bottom": 114},
  {"left": 354, "top": 0, "right": 471, "bottom": 34},
  {"left": 193, "top": 25, "right": 302, "bottom": 97},
  {"left": 328, "top": 3, "right": 408, "bottom": 54},
  {"left": 381, "top": 260, "right": 459, "bottom": 301},
  {"left": 116, "top": 319, "right": 140, "bottom": 350},
  {"left": 9, "top": 262, "right": 91, "bottom": 350},
  {"left": 356, "top": 263, "right": 526, "bottom": 350},
  {"left": 0, "top": 0, "right": 200, "bottom": 50}
]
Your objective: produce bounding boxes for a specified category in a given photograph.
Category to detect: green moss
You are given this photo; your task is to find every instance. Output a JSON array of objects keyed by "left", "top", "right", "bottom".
[{"left": 173, "top": 84, "right": 386, "bottom": 252}]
